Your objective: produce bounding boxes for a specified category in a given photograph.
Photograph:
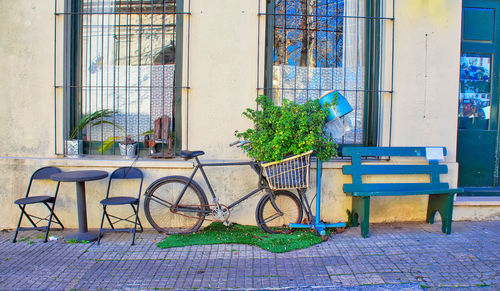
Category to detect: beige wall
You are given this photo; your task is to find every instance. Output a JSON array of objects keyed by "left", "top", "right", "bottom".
[
  {"left": 390, "top": 0, "right": 462, "bottom": 162},
  {"left": 0, "top": 0, "right": 498, "bottom": 230},
  {"left": 0, "top": 0, "right": 56, "bottom": 158},
  {"left": 0, "top": 158, "right": 262, "bottom": 229},
  {"left": 186, "top": 0, "right": 261, "bottom": 160}
]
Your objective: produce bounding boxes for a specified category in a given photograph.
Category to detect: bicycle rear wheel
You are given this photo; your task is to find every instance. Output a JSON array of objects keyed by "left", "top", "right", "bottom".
[
  {"left": 143, "top": 176, "right": 208, "bottom": 234},
  {"left": 256, "top": 190, "right": 303, "bottom": 234}
]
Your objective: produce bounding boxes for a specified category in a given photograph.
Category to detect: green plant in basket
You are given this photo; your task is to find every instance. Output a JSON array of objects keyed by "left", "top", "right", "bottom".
[{"left": 237, "top": 95, "right": 337, "bottom": 162}]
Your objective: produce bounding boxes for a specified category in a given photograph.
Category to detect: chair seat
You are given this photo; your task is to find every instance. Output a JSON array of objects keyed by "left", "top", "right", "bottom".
[
  {"left": 100, "top": 196, "right": 138, "bottom": 205},
  {"left": 14, "top": 196, "right": 54, "bottom": 205}
]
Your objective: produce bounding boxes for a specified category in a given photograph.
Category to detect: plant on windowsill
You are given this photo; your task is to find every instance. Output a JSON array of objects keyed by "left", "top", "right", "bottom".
[
  {"left": 99, "top": 130, "right": 153, "bottom": 158},
  {"left": 236, "top": 95, "right": 337, "bottom": 189},
  {"left": 118, "top": 135, "right": 138, "bottom": 159},
  {"left": 66, "top": 109, "right": 118, "bottom": 158}
]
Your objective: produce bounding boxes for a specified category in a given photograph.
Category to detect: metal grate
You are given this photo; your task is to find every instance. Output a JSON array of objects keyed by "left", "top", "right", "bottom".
[
  {"left": 55, "top": 0, "right": 189, "bottom": 157},
  {"left": 258, "top": 0, "right": 394, "bottom": 147}
]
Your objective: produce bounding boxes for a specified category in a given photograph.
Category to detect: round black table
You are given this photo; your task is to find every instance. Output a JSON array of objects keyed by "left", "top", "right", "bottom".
[{"left": 51, "top": 170, "right": 108, "bottom": 242}]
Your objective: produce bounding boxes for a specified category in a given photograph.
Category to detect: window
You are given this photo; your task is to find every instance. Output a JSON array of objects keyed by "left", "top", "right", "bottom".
[
  {"left": 263, "top": 0, "right": 390, "bottom": 146},
  {"left": 63, "top": 0, "right": 184, "bottom": 156}
]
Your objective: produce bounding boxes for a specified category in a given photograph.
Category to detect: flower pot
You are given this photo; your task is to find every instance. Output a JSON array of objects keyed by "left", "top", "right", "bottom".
[
  {"left": 66, "top": 140, "right": 83, "bottom": 158},
  {"left": 119, "top": 142, "right": 137, "bottom": 158}
]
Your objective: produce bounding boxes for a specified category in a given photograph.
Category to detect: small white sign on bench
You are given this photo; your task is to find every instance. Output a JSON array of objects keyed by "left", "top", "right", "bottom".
[{"left": 425, "top": 147, "right": 444, "bottom": 161}]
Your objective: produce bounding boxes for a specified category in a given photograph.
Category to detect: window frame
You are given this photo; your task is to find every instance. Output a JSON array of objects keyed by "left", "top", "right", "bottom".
[
  {"left": 263, "top": 0, "right": 382, "bottom": 147},
  {"left": 62, "top": 0, "right": 185, "bottom": 156}
]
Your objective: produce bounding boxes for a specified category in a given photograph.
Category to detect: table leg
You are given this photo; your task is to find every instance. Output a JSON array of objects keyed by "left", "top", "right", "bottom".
[
  {"left": 76, "top": 181, "right": 88, "bottom": 233},
  {"left": 65, "top": 181, "right": 100, "bottom": 242}
]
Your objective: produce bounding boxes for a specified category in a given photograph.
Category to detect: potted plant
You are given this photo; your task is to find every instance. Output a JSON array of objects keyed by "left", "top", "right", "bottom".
[
  {"left": 66, "top": 109, "right": 118, "bottom": 157},
  {"left": 99, "top": 130, "right": 153, "bottom": 158},
  {"left": 118, "top": 135, "right": 138, "bottom": 158},
  {"left": 236, "top": 95, "right": 338, "bottom": 189}
]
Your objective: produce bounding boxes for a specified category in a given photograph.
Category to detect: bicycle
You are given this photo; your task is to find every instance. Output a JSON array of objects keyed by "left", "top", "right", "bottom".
[{"left": 142, "top": 145, "right": 305, "bottom": 234}]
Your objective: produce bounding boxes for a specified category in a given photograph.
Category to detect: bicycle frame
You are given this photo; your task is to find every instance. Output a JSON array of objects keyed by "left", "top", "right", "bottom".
[{"left": 172, "top": 156, "right": 270, "bottom": 214}]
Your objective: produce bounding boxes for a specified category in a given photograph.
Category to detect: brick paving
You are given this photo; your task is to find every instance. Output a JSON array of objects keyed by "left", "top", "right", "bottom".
[{"left": 0, "top": 221, "right": 499, "bottom": 290}]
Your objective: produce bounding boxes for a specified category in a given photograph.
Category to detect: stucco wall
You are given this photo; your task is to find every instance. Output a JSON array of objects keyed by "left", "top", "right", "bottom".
[
  {"left": 0, "top": 0, "right": 56, "bottom": 158},
  {"left": 0, "top": 0, "right": 497, "bottom": 231},
  {"left": 390, "top": 0, "right": 462, "bottom": 161},
  {"left": 186, "top": 0, "right": 261, "bottom": 160},
  {"left": 0, "top": 158, "right": 263, "bottom": 229}
]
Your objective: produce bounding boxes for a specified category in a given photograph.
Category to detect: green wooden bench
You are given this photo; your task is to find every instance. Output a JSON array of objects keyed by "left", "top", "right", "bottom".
[{"left": 342, "top": 147, "right": 464, "bottom": 238}]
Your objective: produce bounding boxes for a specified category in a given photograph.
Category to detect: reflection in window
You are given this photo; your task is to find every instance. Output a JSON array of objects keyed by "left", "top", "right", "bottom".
[
  {"left": 458, "top": 54, "right": 491, "bottom": 130},
  {"left": 270, "top": 0, "right": 367, "bottom": 144},
  {"left": 76, "top": 0, "right": 178, "bottom": 155}
]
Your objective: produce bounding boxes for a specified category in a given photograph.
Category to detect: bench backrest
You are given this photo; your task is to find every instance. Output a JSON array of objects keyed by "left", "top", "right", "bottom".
[{"left": 342, "top": 147, "right": 450, "bottom": 193}]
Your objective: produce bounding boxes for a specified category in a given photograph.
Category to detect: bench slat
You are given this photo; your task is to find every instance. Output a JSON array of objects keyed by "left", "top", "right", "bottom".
[
  {"left": 343, "top": 164, "right": 448, "bottom": 175},
  {"left": 342, "top": 146, "right": 447, "bottom": 158},
  {"left": 347, "top": 188, "right": 463, "bottom": 197},
  {"left": 344, "top": 182, "right": 450, "bottom": 193},
  {"left": 341, "top": 146, "right": 461, "bottom": 238}
]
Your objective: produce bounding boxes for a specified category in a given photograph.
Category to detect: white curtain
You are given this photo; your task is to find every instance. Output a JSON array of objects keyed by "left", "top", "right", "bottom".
[{"left": 272, "top": 0, "right": 366, "bottom": 144}]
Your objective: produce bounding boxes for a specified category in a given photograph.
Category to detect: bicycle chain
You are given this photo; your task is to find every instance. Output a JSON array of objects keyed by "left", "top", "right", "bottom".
[{"left": 169, "top": 203, "right": 231, "bottom": 223}]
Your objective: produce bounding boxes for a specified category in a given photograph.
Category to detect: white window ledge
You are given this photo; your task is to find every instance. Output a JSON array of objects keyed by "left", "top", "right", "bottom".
[
  {"left": 455, "top": 196, "right": 500, "bottom": 206},
  {"left": 0, "top": 156, "right": 194, "bottom": 169}
]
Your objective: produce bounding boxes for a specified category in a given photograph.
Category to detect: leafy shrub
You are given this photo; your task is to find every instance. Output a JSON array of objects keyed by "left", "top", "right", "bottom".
[{"left": 237, "top": 95, "right": 337, "bottom": 162}]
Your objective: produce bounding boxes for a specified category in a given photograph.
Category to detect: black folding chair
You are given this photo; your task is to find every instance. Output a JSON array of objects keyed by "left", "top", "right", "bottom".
[
  {"left": 98, "top": 167, "right": 144, "bottom": 245},
  {"left": 13, "top": 166, "right": 64, "bottom": 243}
]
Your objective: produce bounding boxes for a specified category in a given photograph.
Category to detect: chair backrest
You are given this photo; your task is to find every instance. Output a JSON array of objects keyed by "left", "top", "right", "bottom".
[
  {"left": 342, "top": 147, "right": 450, "bottom": 193},
  {"left": 110, "top": 167, "right": 143, "bottom": 180},
  {"left": 26, "top": 166, "right": 62, "bottom": 198},
  {"left": 31, "top": 166, "right": 62, "bottom": 180},
  {"left": 106, "top": 167, "right": 144, "bottom": 198}
]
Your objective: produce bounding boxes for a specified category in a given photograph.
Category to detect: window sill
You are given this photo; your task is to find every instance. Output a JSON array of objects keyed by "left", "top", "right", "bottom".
[
  {"left": 455, "top": 196, "right": 500, "bottom": 206},
  {"left": 0, "top": 155, "right": 194, "bottom": 169}
]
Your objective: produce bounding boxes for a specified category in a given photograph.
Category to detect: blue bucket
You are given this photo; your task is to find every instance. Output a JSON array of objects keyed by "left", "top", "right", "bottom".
[{"left": 318, "top": 91, "right": 353, "bottom": 122}]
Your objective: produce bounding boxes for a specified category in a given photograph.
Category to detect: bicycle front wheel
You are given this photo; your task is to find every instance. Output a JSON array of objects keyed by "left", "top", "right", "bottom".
[
  {"left": 143, "top": 176, "right": 208, "bottom": 234},
  {"left": 256, "top": 190, "right": 303, "bottom": 234}
]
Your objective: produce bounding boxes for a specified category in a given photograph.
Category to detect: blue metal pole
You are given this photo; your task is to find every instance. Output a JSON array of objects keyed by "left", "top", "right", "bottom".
[
  {"left": 316, "top": 159, "right": 322, "bottom": 226},
  {"left": 289, "top": 157, "right": 346, "bottom": 235}
]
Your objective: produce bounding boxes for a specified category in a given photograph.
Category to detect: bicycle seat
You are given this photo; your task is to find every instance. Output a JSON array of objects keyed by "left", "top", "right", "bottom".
[{"left": 180, "top": 150, "right": 205, "bottom": 160}]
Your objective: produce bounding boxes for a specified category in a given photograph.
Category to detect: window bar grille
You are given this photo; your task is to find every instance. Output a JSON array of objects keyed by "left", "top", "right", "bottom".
[
  {"left": 86, "top": 0, "right": 92, "bottom": 153},
  {"left": 258, "top": 0, "right": 394, "bottom": 151},
  {"left": 100, "top": 0, "right": 105, "bottom": 155},
  {"left": 185, "top": 0, "right": 192, "bottom": 150},
  {"left": 353, "top": 0, "right": 359, "bottom": 146},
  {"left": 55, "top": 0, "right": 189, "bottom": 157},
  {"left": 148, "top": 1, "right": 153, "bottom": 155},
  {"left": 389, "top": 0, "right": 395, "bottom": 147},
  {"left": 54, "top": 0, "right": 59, "bottom": 155},
  {"left": 160, "top": 0, "right": 166, "bottom": 154},
  {"left": 136, "top": 1, "right": 141, "bottom": 153}
]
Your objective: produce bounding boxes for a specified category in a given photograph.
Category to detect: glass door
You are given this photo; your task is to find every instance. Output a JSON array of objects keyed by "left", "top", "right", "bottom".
[{"left": 457, "top": 0, "right": 500, "bottom": 195}]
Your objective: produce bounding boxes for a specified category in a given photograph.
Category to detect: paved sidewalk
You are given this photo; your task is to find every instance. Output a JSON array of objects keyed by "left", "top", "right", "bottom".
[{"left": 0, "top": 221, "right": 499, "bottom": 290}]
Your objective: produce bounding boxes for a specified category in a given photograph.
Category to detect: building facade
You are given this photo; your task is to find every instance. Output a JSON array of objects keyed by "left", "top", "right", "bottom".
[{"left": 0, "top": 0, "right": 499, "bottom": 230}]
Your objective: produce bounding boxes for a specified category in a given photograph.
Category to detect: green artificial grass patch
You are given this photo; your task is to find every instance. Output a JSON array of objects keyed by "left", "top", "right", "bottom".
[{"left": 157, "top": 222, "right": 326, "bottom": 253}]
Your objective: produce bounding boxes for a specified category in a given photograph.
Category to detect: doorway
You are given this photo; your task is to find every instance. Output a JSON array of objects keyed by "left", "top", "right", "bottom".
[{"left": 457, "top": 0, "right": 500, "bottom": 195}]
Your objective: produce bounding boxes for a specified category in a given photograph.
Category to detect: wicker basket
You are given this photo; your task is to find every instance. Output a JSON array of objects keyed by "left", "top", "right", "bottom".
[{"left": 261, "top": 150, "right": 313, "bottom": 190}]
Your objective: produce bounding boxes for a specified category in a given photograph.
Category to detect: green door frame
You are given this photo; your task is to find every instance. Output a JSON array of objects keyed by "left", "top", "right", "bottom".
[{"left": 458, "top": 0, "right": 500, "bottom": 196}]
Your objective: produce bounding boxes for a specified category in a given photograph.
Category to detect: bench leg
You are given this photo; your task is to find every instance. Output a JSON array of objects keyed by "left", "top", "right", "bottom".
[
  {"left": 352, "top": 196, "right": 370, "bottom": 238},
  {"left": 426, "top": 194, "right": 454, "bottom": 234}
]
